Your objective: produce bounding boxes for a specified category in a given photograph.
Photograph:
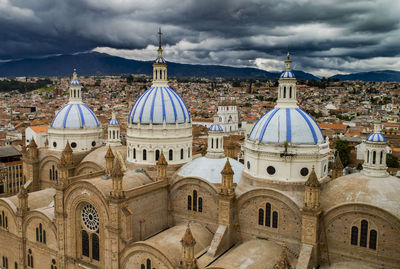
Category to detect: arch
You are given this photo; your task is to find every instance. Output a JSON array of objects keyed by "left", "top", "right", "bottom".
[
  {"left": 143, "top": 149, "right": 147, "bottom": 161},
  {"left": 39, "top": 156, "right": 60, "bottom": 175},
  {"left": 155, "top": 149, "right": 160, "bottom": 161},
  {"left": 258, "top": 209, "right": 264, "bottom": 225},
  {"left": 360, "top": 219, "right": 368, "bottom": 247},
  {"left": 169, "top": 149, "right": 173, "bottom": 161},
  {"left": 180, "top": 148, "right": 184, "bottom": 160},
  {"left": 351, "top": 226, "right": 358, "bottom": 245},
  {"left": 74, "top": 161, "right": 103, "bottom": 176},
  {"left": 369, "top": 229, "right": 377, "bottom": 250}
]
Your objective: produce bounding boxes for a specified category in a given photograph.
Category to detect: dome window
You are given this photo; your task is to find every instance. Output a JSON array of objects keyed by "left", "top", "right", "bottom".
[
  {"left": 300, "top": 167, "right": 309, "bottom": 177},
  {"left": 53, "top": 142, "right": 57, "bottom": 148},
  {"left": 71, "top": 142, "right": 77, "bottom": 148},
  {"left": 247, "top": 161, "right": 251, "bottom": 170},
  {"left": 267, "top": 166, "right": 276, "bottom": 175},
  {"left": 91, "top": 141, "right": 96, "bottom": 147}
]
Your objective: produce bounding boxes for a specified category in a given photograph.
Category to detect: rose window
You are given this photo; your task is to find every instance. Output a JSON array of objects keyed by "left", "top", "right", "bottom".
[{"left": 81, "top": 204, "right": 99, "bottom": 231}]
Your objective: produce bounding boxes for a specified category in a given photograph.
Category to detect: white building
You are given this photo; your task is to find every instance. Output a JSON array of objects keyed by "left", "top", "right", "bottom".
[
  {"left": 213, "top": 97, "right": 239, "bottom": 134},
  {"left": 25, "top": 125, "right": 48, "bottom": 148}
]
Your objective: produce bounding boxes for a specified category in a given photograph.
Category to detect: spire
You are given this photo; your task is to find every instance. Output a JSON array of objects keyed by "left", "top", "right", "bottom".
[
  {"left": 158, "top": 27, "right": 163, "bottom": 57},
  {"left": 156, "top": 151, "right": 168, "bottom": 181},
  {"left": 105, "top": 146, "right": 115, "bottom": 175},
  {"left": 276, "top": 52, "right": 297, "bottom": 108},
  {"left": 179, "top": 223, "right": 198, "bottom": 269},
  {"left": 181, "top": 223, "right": 196, "bottom": 245},
  {"left": 220, "top": 158, "right": 235, "bottom": 195},
  {"left": 305, "top": 166, "right": 320, "bottom": 188},
  {"left": 285, "top": 51, "right": 292, "bottom": 71},
  {"left": 152, "top": 28, "right": 168, "bottom": 86},
  {"left": 221, "top": 158, "right": 234, "bottom": 175},
  {"left": 273, "top": 247, "right": 292, "bottom": 269}
]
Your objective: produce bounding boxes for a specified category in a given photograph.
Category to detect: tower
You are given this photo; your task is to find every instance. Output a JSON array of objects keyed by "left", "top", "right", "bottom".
[
  {"left": 105, "top": 146, "right": 115, "bottom": 176},
  {"left": 331, "top": 152, "right": 344, "bottom": 179},
  {"left": 107, "top": 112, "right": 122, "bottom": 146},
  {"left": 301, "top": 167, "right": 322, "bottom": 267},
  {"left": 362, "top": 122, "right": 388, "bottom": 177},
  {"left": 206, "top": 124, "right": 225, "bottom": 158},
  {"left": 22, "top": 138, "right": 40, "bottom": 191},
  {"left": 276, "top": 52, "right": 297, "bottom": 108},
  {"left": 152, "top": 28, "right": 168, "bottom": 86},
  {"left": 16, "top": 185, "right": 29, "bottom": 217},
  {"left": 110, "top": 158, "right": 124, "bottom": 199},
  {"left": 68, "top": 69, "right": 82, "bottom": 103},
  {"left": 179, "top": 224, "right": 198, "bottom": 269}
]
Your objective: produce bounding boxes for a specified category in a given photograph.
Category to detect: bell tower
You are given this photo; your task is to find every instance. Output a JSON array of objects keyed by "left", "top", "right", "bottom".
[
  {"left": 276, "top": 52, "right": 297, "bottom": 108},
  {"left": 152, "top": 28, "right": 168, "bottom": 87}
]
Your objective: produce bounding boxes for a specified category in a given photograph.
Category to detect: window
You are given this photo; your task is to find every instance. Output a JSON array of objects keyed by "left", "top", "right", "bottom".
[
  {"left": 71, "top": 142, "right": 77, "bottom": 148},
  {"left": 367, "top": 150, "right": 370, "bottom": 163},
  {"left": 247, "top": 161, "right": 251, "bottom": 170},
  {"left": 180, "top": 148, "right": 184, "bottom": 160},
  {"left": 81, "top": 204, "right": 100, "bottom": 261},
  {"left": 169, "top": 149, "right": 173, "bottom": 161},
  {"left": 155, "top": 150, "right": 160, "bottom": 161},
  {"left": 82, "top": 230, "right": 89, "bottom": 257},
  {"left": 51, "top": 259, "right": 57, "bottom": 269},
  {"left": 50, "top": 165, "right": 57, "bottom": 181},
  {"left": 53, "top": 142, "right": 57, "bottom": 148},
  {"left": 188, "top": 147, "right": 191, "bottom": 158},
  {"left": 27, "top": 249, "right": 33, "bottom": 268},
  {"left": 113, "top": 130, "right": 115, "bottom": 139},
  {"left": 133, "top": 148, "right": 136, "bottom": 159},
  {"left": 35, "top": 223, "right": 46, "bottom": 244},
  {"left": 92, "top": 234, "right": 99, "bottom": 261},
  {"left": 91, "top": 141, "right": 96, "bottom": 147},
  {"left": 143, "top": 149, "right": 147, "bottom": 161},
  {"left": 350, "top": 219, "right": 377, "bottom": 251},
  {"left": 0, "top": 210, "right": 8, "bottom": 229},
  {"left": 211, "top": 138, "right": 214, "bottom": 149},
  {"left": 283, "top": 86, "right": 286, "bottom": 98},
  {"left": 258, "top": 203, "right": 277, "bottom": 229},
  {"left": 141, "top": 259, "right": 152, "bottom": 269},
  {"left": 216, "top": 138, "right": 219, "bottom": 149},
  {"left": 289, "top": 86, "right": 292, "bottom": 98},
  {"left": 187, "top": 190, "right": 203, "bottom": 213},
  {"left": 267, "top": 166, "right": 276, "bottom": 175},
  {"left": 14, "top": 262, "right": 17, "bottom": 269},
  {"left": 351, "top": 226, "right": 358, "bottom": 245},
  {"left": 2, "top": 256, "right": 8, "bottom": 269},
  {"left": 372, "top": 151, "right": 376, "bottom": 165},
  {"left": 380, "top": 151, "right": 383, "bottom": 165},
  {"left": 360, "top": 220, "right": 368, "bottom": 247},
  {"left": 300, "top": 167, "right": 309, "bottom": 177}
]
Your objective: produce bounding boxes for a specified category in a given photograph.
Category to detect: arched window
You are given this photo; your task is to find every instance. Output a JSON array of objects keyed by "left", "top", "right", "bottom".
[
  {"left": 369, "top": 230, "right": 377, "bottom": 250},
  {"left": 143, "top": 149, "right": 147, "bottom": 161},
  {"left": 198, "top": 197, "right": 203, "bottom": 212},
  {"left": 159, "top": 70, "right": 162, "bottom": 80},
  {"left": 216, "top": 138, "right": 219, "bottom": 149},
  {"left": 27, "top": 249, "right": 33, "bottom": 268},
  {"left": 146, "top": 258, "right": 151, "bottom": 269},
  {"left": 188, "top": 147, "right": 191, "bottom": 158},
  {"left": 265, "top": 203, "right": 271, "bottom": 227},
  {"left": 49, "top": 169, "right": 52, "bottom": 180},
  {"left": 52, "top": 165, "right": 55, "bottom": 181},
  {"left": 360, "top": 220, "right": 368, "bottom": 247},
  {"left": 351, "top": 226, "right": 358, "bottom": 245},
  {"left": 169, "top": 149, "right": 173, "bottom": 161},
  {"left": 181, "top": 148, "right": 184, "bottom": 160},
  {"left": 82, "top": 230, "right": 89, "bottom": 257},
  {"left": 289, "top": 86, "right": 292, "bottom": 98},
  {"left": 133, "top": 148, "right": 136, "bottom": 159},
  {"left": 141, "top": 265, "right": 145, "bottom": 269},
  {"left": 272, "top": 211, "right": 278, "bottom": 228},
  {"left": 155, "top": 150, "right": 160, "bottom": 161},
  {"left": 51, "top": 259, "right": 57, "bottom": 269},
  {"left": 283, "top": 86, "right": 286, "bottom": 98},
  {"left": 92, "top": 234, "right": 99, "bottom": 261},
  {"left": 193, "top": 190, "right": 197, "bottom": 211},
  {"left": 372, "top": 151, "right": 376, "bottom": 165},
  {"left": 380, "top": 151, "right": 383, "bottom": 164},
  {"left": 258, "top": 209, "right": 264, "bottom": 225},
  {"left": 15, "top": 261, "right": 17, "bottom": 269},
  {"left": 211, "top": 138, "right": 214, "bottom": 149},
  {"left": 367, "top": 150, "right": 370, "bottom": 163},
  {"left": 113, "top": 130, "right": 115, "bottom": 139},
  {"left": 187, "top": 195, "right": 192, "bottom": 210},
  {"left": 55, "top": 171, "right": 58, "bottom": 180}
]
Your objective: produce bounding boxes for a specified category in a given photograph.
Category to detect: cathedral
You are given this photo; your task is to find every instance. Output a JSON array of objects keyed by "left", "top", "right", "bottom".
[{"left": 0, "top": 34, "right": 399, "bottom": 269}]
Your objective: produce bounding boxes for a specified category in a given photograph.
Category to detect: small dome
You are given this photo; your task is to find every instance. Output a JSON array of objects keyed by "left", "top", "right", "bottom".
[
  {"left": 128, "top": 86, "right": 191, "bottom": 124},
  {"left": 366, "top": 132, "right": 386, "bottom": 142},
  {"left": 209, "top": 124, "right": 223, "bottom": 132},
  {"left": 154, "top": 57, "right": 166, "bottom": 63},
  {"left": 70, "top": 79, "right": 80, "bottom": 85},
  {"left": 280, "top": 71, "right": 295, "bottom": 78},
  {"left": 51, "top": 104, "right": 100, "bottom": 129},
  {"left": 108, "top": 118, "right": 119, "bottom": 126},
  {"left": 249, "top": 107, "right": 324, "bottom": 145}
]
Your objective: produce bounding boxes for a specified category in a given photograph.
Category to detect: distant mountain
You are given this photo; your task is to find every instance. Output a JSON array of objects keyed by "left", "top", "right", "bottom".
[
  {"left": 0, "top": 52, "right": 319, "bottom": 80},
  {"left": 330, "top": 70, "right": 400, "bottom": 82}
]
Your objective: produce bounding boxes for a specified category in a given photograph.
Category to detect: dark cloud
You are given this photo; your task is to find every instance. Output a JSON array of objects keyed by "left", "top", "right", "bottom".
[{"left": 0, "top": 0, "right": 399, "bottom": 76}]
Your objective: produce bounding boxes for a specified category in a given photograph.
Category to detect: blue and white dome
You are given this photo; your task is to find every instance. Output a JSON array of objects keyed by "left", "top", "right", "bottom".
[
  {"left": 128, "top": 86, "right": 191, "bottom": 124},
  {"left": 51, "top": 104, "right": 100, "bottom": 129},
  {"left": 366, "top": 132, "right": 386, "bottom": 142},
  {"left": 249, "top": 107, "right": 324, "bottom": 145},
  {"left": 108, "top": 118, "right": 119, "bottom": 126},
  {"left": 209, "top": 124, "right": 223, "bottom": 132},
  {"left": 70, "top": 79, "right": 80, "bottom": 85},
  {"left": 280, "top": 71, "right": 295, "bottom": 78},
  {"left": 154, "top": 57, "right": 166, "bottom": 63}
]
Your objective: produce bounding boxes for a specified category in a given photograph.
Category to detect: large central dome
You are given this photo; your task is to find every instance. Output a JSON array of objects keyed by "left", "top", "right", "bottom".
[
  {"left": 128, "top": 86, "right": 190, "bottom": 124},
  {"left": 248, "top": 107, "right": 324, "bottom": 145}
]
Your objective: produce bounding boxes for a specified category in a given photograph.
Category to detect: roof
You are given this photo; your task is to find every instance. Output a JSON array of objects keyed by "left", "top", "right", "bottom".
[
  {"left": 178, "top": 157, "right": 243, "bottom": 184},
  {"left": 50, "top": 103, "right": 100, "bottom": 129},
  {"left": 209, "top": 124, "right": 223, "bottom": 132},
  {"left": 128, "top": 86, "right": 191, "bottom": 124},
  {"left": 248, "top": 107, "right": 324, "bottom": 145},
  {"left": 0, "top": 146, "right": 22, "bottom": 158},
  {"left": 221, "top": 158, "right": 234, "bottom": 175},
  {"left": 29, "top": 125, "right": 49, "bottom": 134},
  {"left": 280, "top": 71, "right": 295, "bottom": 78},
  {"left": 181, "top": 224, "right": 196, "bottom": 244},
  {"left": 366, "top": 132, "right": 386, "bottom": 142},
  {"left": 305, "top": 167, "right": 320, "bottom": 187},
  {"left": 108, "top": 118, "right": 120, "bottom": 126}
]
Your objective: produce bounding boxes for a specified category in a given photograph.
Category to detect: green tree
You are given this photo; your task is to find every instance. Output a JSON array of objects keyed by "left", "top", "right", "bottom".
[
  {"left": 335, "top": 138, "right": 351, "bottom": 167},
  {"left": 386, "top": 153, "right": 399, "bottom": 168}
]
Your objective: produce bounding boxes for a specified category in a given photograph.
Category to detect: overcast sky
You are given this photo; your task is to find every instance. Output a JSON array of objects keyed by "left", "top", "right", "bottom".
[{"left": 1, "top": 0, "right": 399, "bottom": 77}]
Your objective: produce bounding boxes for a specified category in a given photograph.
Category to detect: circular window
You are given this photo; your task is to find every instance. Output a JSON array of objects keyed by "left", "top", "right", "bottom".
[
  {"left": 267, "top": 166, "right": 276, "bottom": 175},
  {"left": 91, "top": 141, "right": 96, "bottom": 147},
  {"left": 300, "top": 167, "right": 309, "bottom": 177},
  {"left": 247, "top": 161, "right": 250, "bottom": 170},
  {"left": 81, "top": 204, "right": 99, "bottom": 231},
  {"left": 71, "top": 142, "right": 77, "bottom": 148},
  {"left": 53, "top": 142, "right": 57, "bottom": 148}
]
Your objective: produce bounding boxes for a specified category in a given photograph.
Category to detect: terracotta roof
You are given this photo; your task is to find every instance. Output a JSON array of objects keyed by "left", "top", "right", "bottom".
[
  {"left": 29, "top": 125, "right": 49, "bottom": 133},
  {"left": 318, "top": 123, "right": 348, "bottom": 130}
]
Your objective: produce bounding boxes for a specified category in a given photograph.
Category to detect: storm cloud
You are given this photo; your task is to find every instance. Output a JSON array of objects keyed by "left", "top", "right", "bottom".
[{"left": 1, "top": 0, "right": 399, "bottom": 76}]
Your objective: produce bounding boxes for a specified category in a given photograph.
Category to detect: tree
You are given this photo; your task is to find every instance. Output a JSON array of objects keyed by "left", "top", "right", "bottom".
[
  {"left": 334, "top": 138, "right": 351, "bottom": 167},
  {"left": 386, "top": 153, "right": 399, "bottom": 168}
]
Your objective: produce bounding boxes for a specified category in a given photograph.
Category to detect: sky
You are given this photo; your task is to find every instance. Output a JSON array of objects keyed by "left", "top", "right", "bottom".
[{"left": 1, "top": 0, "right": 399, "bottom": 77}]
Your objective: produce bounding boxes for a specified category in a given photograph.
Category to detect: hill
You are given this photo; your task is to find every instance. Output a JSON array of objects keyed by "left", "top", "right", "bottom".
[
  {"left": 0, "top": 52, "right": 319, "bottom": 80},
  {"left": 330, "top": 70, "right": 400, "bottom": 82}
]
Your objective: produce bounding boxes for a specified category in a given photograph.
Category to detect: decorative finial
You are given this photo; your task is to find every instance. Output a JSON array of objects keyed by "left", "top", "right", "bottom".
[
  {"left": 158, "top": 27, "right": 162, "bottom": 49},
  {"left": 73, "top": 68, "right": 77, "bottom": 78}
]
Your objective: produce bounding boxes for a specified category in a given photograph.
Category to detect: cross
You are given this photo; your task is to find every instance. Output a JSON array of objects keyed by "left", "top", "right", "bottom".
[{"left": 158, "top": 28, "right": 162, "bottom": 48}]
